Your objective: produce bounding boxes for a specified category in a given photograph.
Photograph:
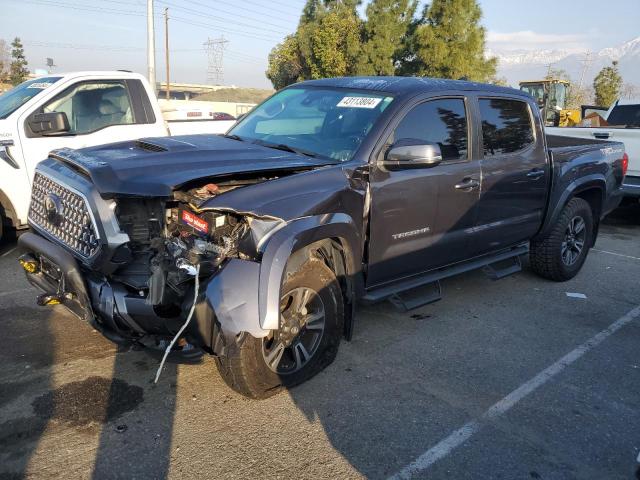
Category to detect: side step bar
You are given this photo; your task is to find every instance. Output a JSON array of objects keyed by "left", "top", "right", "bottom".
[{"left": 362, "top": 243, "right": 529, "bottom": 308}]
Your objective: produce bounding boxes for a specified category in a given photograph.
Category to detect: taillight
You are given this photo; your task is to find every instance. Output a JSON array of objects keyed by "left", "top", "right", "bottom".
[{"left": 622, "top": 152, "right": 629, "bottom": 177}]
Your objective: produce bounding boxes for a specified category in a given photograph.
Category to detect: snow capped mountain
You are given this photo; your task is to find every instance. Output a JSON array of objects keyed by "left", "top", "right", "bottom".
[
  {"left": 490, "top": 37, "right": 640, "bottom": 87},
  {"left": 597, "top": 37, "right": 640, "bottom": 61},
  {"left": 486, "top": 49, "right": 571, "bottom": 66}
]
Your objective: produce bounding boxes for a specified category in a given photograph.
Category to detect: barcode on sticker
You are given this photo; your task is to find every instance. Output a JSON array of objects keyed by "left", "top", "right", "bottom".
[{"left": 337, "top": 96, "right": 382, "bottom": 109}]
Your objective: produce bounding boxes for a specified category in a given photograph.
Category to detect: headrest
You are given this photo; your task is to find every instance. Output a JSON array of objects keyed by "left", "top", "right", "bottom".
[{"left": 98, "top": 99, "right": 120, "bottom": 115}]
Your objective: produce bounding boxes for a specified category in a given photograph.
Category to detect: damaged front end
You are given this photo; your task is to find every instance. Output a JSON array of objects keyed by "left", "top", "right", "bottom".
[{"left": 20, "top": 165, "right": 285, "bottom": 356}]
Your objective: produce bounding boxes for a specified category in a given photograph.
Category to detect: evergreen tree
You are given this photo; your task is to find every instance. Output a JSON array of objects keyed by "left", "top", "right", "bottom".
[
  {"left": 359, "top": 0, "right": 417, "bottom": 75},
  {"left": 593, "top": 61, "right": 623, "bottom": 107},
  {"left": 266, "top": 0, "right": 363, "bottom": 88},
  {"left": 399, "top": 0, "right": 496, "bottom": 82},
  {"left": 9, "top": 37, "right": 29, "bottom": 86}
]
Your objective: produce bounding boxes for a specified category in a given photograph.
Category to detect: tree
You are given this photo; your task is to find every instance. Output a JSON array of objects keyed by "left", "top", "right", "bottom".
[
  {"left": 593, "top": 61, "right": 623, "bottom": 107},
  {"left": 0, "top": 39, "right": 10, "bottom": 83},
  {"left": 266, "top": 0, "right": 363, "bottom": 89},
  {"left": 358, "top": 0, "right": 417, "bottom": 75},
  {"left": 266, "top": 35, "right": 304, "bottom": 90},
  {"left": 9, "top": 37, "right": 29, "bottom": 86},
  {"left": 398, "top": 0, "right": 496, "bottom": 82}
]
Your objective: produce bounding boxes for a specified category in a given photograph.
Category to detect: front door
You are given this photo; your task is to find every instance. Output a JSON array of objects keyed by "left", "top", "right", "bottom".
[
  {"left": 367, "top": 97, "right": 481, "bottom": 288},
  {"left": 19, "top": 79, "right": 161, "bottom": 181}
]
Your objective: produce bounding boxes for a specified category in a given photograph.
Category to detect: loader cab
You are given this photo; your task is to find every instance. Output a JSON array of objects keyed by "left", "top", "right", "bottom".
[{"left": 519, "top": 79, "right": 569, "bottom": 126}]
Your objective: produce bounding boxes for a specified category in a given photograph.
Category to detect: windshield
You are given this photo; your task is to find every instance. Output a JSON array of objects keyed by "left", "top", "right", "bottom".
[
  {"left": 0, "top": 77, "right": 62, "bottom": 119},
  {"left": 607, "top": 104, "right": 640, "bottom": 127},
  {"left": 520, "top": 84, "right": 544, "bottom": 105},
  {"left": 228, "top": 87, "right": 394, "bottom": 161}
]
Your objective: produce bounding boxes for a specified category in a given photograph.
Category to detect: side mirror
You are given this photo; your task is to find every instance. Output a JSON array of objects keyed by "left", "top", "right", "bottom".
[
  {"left": 28, "top": 112, "right": 70, "bottom": 136},
  {"left": 382, "top": 139, "right": 443, "bottom": 169}
]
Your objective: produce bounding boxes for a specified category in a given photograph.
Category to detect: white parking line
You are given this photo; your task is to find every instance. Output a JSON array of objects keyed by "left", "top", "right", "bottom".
[
  {"left": 388, "top": 304, "right": 640, "bottom": 480},
  {"left": 1, "top": 247, "right": 17, "bottom": 258},
  {"left": 592, "top": 249, "right": 640, "bottom": 261}
]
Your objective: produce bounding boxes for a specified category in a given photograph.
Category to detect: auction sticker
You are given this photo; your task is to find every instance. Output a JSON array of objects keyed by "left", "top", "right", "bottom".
[
  {"left": 337, "top": 96, "right": 382, "bottom": 109},
  {"left": 181, "top": 210, "right": 209, "bottom": 234},
  {"left": 27, "top": 82, "right": 53, "bottom": 89}
]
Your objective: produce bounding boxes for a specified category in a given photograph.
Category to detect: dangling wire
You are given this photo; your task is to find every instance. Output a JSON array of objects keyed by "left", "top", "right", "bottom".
[{"left": 154, "top": 264, "right": 201, "bottom": 384}]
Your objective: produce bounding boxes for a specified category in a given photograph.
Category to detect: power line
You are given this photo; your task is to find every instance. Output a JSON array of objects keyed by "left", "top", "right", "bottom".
[
  {"left": 15, "top": 0, "right": 146, "bottom": 16},
  {"left": 12, "top": 0, "right": 283, "bottom": 43},
  {"left": 242, "top": 0, "right": 307, "bottom": 13},
  {"left": 160, "top": 0, "right": 290, "bottom": 36},
  {"left": 184, "top": 0, "right": 298, "bottom": 30},
  {"left": 169, "top": 15, "right": 279, "bottom": 42},
  {"left": 23, "top": 40, "right": 264, "bottom": 65}
]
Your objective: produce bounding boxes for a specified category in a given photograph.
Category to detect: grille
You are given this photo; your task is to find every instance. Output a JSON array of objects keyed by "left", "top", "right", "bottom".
[{"left": 29, "top": 173, "right": 100, "bottom": 258}]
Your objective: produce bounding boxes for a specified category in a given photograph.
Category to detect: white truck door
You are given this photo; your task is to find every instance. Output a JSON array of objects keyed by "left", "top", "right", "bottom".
[{"left": 19, "top": 78, "right": 165, "bottom": 181}]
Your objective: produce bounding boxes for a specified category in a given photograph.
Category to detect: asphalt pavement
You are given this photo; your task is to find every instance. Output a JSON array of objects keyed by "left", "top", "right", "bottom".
[{"left": 0, "top": 202, "right": 639, "bottom": 480}]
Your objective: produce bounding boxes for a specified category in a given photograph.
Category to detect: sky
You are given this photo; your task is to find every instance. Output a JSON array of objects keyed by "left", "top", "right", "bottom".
[{"left": 1, "top": 0, "right": 639, "bottom": 89}]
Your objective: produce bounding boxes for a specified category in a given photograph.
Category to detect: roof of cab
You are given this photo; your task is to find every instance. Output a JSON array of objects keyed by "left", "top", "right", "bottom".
[{"left": 295, "top": 76, "right": 528, "bottom": 99}]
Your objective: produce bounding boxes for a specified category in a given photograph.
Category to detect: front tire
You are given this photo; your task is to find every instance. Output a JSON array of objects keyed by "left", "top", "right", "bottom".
[
  {"left": 530, "top": 197, "right": 593, "bottom": 281},
  {"left": 215, "top": 258, "right": 343, "bottom": 399}
]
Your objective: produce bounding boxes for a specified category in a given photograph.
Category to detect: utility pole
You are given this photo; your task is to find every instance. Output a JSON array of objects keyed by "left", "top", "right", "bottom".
[
  {"left": 147, "top": 0, "right": 156, "bottom": 94},
  {"left": 164, "top": 7, "right": 170, "bottom": 100}
]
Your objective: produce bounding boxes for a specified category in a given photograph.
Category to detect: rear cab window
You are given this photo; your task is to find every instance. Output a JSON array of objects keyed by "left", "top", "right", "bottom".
[
  {"left": 607, "top": 104, "right": 640, "bottom": 127},
  {"left": 479, "top": 98, "right": 535, "bottom": 157}
]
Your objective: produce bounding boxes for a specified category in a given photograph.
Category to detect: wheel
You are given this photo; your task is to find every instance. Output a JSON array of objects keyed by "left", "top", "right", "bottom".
[
  {"left": 530, "top": 197, "right": 593, "bottom": 281},
  {"left": 215, "top": 258, "right": 343, "bottom": 399}
]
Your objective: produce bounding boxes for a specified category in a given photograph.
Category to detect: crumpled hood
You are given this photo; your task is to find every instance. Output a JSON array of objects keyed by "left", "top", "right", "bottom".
[{"left": 46, "top": 134, "right": 338, "bottom": 197}]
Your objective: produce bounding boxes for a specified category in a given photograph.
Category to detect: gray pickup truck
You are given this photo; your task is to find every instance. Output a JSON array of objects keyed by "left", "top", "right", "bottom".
[{"left": 18, "top": 77, "right": 626, "bottom": 398}]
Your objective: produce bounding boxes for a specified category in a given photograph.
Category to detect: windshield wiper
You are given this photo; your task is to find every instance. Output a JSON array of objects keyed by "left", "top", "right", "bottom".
[
  {"left": 223, "top": 134, "right": 244, "bottom": 141},
  {"left": 255, "top": 140, "right": 318, "bottom": 158}
]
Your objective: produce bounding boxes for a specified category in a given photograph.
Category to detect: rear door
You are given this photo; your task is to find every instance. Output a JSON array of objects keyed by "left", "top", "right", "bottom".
[
  {"left": 470, "top": 96, "right": 548, "bottom": 254},
  {"left": 367, "top": 96, "right": 482, "bottom": 287}
]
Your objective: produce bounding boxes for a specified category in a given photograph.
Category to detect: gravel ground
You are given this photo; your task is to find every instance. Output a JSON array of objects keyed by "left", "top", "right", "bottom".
[{"left": 0, "top": 202, "right": 639, "bottom": 480}]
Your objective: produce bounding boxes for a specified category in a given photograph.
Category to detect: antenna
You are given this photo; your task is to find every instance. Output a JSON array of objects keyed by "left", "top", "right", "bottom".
[{"left": 203, "top": 36, "right": 228, "bottom": 85}]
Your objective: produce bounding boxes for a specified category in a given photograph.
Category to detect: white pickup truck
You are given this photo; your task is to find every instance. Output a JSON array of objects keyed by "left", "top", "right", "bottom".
[
  {"left": 548, "top": 98, "right": 639, "bottom": 199},
  {"left": 0, "top": 71, "right": 236, "bottom": 241}
]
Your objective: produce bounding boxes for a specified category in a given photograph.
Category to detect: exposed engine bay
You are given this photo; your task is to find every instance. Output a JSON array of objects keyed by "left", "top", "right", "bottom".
[{"left": 111, "top": 176, "right": 283, "bottom": 320}]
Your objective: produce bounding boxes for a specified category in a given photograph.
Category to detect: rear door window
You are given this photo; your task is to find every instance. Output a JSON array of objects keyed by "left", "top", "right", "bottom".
[
  {"left": 479, "top": 98, "right": 534, "bottom": 156},
  {"left": 389, "top": 98, "right": 469, "bottom": 161}
]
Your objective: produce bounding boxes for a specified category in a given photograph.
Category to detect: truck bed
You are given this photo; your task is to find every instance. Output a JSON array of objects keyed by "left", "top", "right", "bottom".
[{"left": 546, "top": 134, "right": 618, "bottom": 164}]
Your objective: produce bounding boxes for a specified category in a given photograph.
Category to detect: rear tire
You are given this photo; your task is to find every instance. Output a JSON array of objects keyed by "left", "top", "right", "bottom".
[
  {"left": 215, "top": 258, "right": 343, "bottom": 399},
  {"left": 530, "top": 197, "right": 593, "bottom": 281}
]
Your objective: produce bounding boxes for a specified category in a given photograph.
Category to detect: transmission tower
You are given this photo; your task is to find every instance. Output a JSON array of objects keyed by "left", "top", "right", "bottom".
[
  {"left": 203, "top": 36, "right": 228, "bottom": 85},
  {"left": 577, "top": 51, "right": 594, "bottom": 90}
]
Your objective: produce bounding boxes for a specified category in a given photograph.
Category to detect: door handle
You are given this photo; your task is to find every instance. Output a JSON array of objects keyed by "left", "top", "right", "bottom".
[
  {"left": 454, "top": 178, "right": 480, "bottom": 191},
  {"left": 526, "top": 169, "right": 545, "bottom": 179},
  {"left": 593, "top": 132, "right": 610, "bottom": 139}
]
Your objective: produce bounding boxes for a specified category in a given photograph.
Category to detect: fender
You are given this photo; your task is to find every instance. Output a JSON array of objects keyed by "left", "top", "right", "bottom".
[
  {"left": 258, "top": 213, "right": 362, "bottom": 331},
  {"left": 537, "top": 173, "right": 606, "bottom": 238},
  {"left": 0, "top": 188, "right": 18, "bottom": 226}
]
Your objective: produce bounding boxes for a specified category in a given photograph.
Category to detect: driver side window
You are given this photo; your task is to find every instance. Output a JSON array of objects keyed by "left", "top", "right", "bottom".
[
  {"left": 388, "top": 98, "right": 469, "bottom": 162},
  {"left": 43, "top": 81, "right": 135, "bottom": 135}
]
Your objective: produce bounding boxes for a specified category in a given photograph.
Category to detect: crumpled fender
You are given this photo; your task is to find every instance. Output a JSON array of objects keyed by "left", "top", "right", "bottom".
[
  {"left": 258, "top": 213, "right": 362, "bottom": 331},
  {"left": 194, "top": 213, "right": 361, "bottom": 345}
]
